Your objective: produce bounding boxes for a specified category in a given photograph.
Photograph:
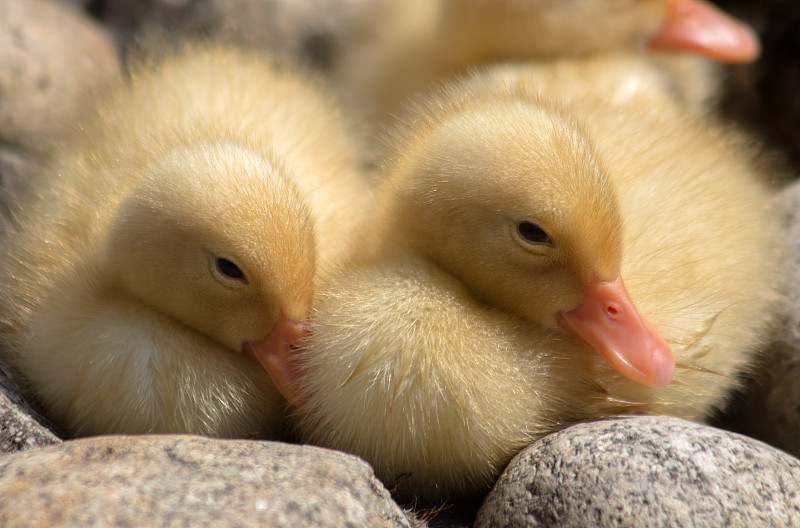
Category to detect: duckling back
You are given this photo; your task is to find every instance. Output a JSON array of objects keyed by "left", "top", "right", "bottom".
[{"left": 333, "top": 0, "right": 757, "bottom": 130}]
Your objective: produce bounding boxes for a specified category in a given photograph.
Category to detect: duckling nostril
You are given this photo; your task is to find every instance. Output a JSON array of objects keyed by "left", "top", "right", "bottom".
[{"left": 606, "top": 303, "right": 620, "bottom": 319}]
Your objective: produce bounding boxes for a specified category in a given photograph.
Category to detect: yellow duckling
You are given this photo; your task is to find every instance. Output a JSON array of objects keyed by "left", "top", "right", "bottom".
[
  {"left": 0, "top": 44, "right": 371, "bottom": 438},
  {"left": 254, "top": 56, "right": 780, "bottom": 500},
  {"left": 335, "top": 0, "right": 759, "bottom": 126}
]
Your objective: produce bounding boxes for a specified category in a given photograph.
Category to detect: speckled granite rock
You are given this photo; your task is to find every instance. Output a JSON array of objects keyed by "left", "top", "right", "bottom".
[
  {"left": 0, "top": 0, "right": 121, "bottom": 154},
  {"left": 717, "top": 180, "right": 800, "bottom": 458},
  {"left": 0, "top": 435, "right": 412, "bottom": 527},
  {"left": 475, "top": 416, "right": 800, "bottom": 528},
  {"left": 0, "top": 356, "right": 61, "bottom": 455}
]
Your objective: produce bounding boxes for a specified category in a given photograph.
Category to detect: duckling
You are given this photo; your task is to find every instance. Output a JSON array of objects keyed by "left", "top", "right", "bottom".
[
  {"left": 334, "top": 0, "right": 760, "bottom": 128},
  {"left": 253, "top": 56, "right": 780, "bottom": 500},
  {"left": 0, "top": 44, "right": 372, "bottom": 438}
]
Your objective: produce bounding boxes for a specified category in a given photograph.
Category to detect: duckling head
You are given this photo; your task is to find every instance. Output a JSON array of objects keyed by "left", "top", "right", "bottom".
[
  {"left": 438, "top": 0, "right": 758, "bottom": 63},
  {"left": 104, "top": 140, "right": 315, "bottom": 356},
  {"left": 382, "top": 93, "right": 673, "bottom": 387}
]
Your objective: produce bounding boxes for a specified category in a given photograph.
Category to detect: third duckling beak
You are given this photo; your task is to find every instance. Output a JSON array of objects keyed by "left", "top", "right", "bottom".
[
  {"left": 647, "top": 0, "right": 760, "bottom": 63},
  {"left": 243, "top": 311, "right": 308, "bottom": 406},
  {"left": 557, "top": 275, "right": 674, "bottom": 388}
]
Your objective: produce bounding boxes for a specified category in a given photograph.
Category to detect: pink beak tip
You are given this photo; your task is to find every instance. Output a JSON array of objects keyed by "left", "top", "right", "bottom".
[
  {"left": 648, "top": 0, "right": 761, "bottom": 63},
  {"left": 242, "top": 313, "right": 309, "bottom": 407},
  {"left": 558, "top": 275, "right": 675, "bottom": 389}
]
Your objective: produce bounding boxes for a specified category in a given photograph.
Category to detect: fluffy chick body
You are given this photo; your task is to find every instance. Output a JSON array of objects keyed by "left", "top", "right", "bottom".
[
  {"left": 333, "top": 0, "right": 756, "bottom": 131},
  {"left": 289, "top": 56, "right": 781, "bottom": 500},
  {"left": 0, "top": 44, "right": 370, "bottom": 438}
]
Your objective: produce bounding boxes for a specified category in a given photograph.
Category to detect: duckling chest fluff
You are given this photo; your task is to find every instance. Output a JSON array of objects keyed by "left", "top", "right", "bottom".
[
  {"left": 261, "top": 56, "right": 781, "bottom": 500},
  {"left": 0, "top": 45, "right": 372, "bottom": 438}
]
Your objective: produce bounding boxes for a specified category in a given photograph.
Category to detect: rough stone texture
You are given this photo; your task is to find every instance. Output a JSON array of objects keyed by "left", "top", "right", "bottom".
[
  {"left": 0, "top": 435, "right": 411, "bottom": 527},
  {"left": 0, "top": 356, "right": 62, "bottom": 455},
  {"left": 54, "top": 0, "right": 92, "bottom": 6},
  {"left": 0, "top": 148, "right": 39, "bottom": 229},
  {"left": 95, "top": 0, "right": 368, "bottom": 71},
  {"left": 0, "top": 0, "right": 122, "bottom": 154},
  {"left": 717, "top": 180, "right": 800, "bottom": 458},
  {"left": 475, "top": 416, "right": 800, "bottom": 528}
]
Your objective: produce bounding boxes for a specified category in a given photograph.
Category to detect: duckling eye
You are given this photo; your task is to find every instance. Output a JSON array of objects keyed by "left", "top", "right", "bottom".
[
  {"left": 216, "top": 258, "right": 247, "bottom": 282},
  {"left": 517, "top": 221, "right": 552, "bottom": 246}
]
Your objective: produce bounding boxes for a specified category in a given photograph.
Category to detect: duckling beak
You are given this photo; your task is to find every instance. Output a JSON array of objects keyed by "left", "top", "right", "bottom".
[
  {"left": 556, "top": 275, "right": 674, "bottom": 388},
  {"left": 243, "top": 311, "right": 308, "bottom": 406},
  {"left": 648, "top": 0, "right": 760, "bottom": 63}
]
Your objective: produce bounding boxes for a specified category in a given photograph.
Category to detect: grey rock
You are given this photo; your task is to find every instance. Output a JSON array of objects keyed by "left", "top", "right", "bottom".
[
  {"left": 0, "top": 355, "right": 61, "bottom": 455},
  {"left": 0, "top": 147, "right": 44, "bottom": 229},
  {"left": 54, "top": 0, "right": 93, "bottom": 7},
  {"left": 0, "top": 393, "right": 61, "bottom": 455},
  {"left": 0, "top": 435, "right": 411, "bottom": 527},
  {"left": 476, "top": 416, "right": 800, "bottom": 528},
  {"left": 0, "top": 0, "right": 122, "bottom": 153},
  {"left": 718, "top": 180, "right": 800, "bottom": 458},
  {"left": 97, "top": 0, "right": 367, "bottom": 71}
]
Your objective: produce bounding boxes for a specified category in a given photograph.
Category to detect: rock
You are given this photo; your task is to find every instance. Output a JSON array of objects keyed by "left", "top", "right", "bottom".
[
  {"left": 0, "top": 393, "right": 61, "bottom": 456},
  {"left": 0, "top": 435, "right": 412, "bottom": 527},
  {"left": 95, "top": 0, "right": 367, "bottom": 70},
  {"left": 726, "top": 340, "right": 800, "bottom": 458},
  {"left": 0, "top": 0, "right": 122, "bottom": 153},
  {"left": 475, "top": 416, "right": 800, "bottom": 528},
  {"left": 717, "top": 180, "right": 800, "bottom": 457},
  {"left": 0, "top": 355, "right": 61, "bottom": 455},
  {"left": 54, "top": 0, "right": 92, "bottom": 7},
  {"left": 0, "top": 147, "right": 40, "bottom": 229}
]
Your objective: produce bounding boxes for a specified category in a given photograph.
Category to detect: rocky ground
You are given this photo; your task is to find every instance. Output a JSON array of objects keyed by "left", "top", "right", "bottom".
[{"left": 1, "top": 1, "right": 799, "bottom": 526}]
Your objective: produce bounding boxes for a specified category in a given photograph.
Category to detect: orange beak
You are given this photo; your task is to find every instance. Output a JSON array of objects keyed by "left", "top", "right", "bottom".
[
  {"left": 243, "top": 311, "right": 307, "bottom": 406},
  {"left": 648, "top": 0, "right": 760, "bottom": 63},
  {"left": 557, "top": 275, "right": 674, "bottom": 388}
]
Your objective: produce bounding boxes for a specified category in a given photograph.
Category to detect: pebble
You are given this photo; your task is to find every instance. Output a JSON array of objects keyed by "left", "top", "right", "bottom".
[
  {"left": 718, "top": 180, "right": 800, "bottom": 458},
  {"left": 95, "top": 0, "right": 367, "bottom": 70},
  {"left": 475, "top": 416, "right": 800, "bottom": 528},
  {"left": 0, "top": 0, "right": 121, "bottom": 154},
  {"left": 0, "top": 357, "right": 61, "bottom": 455},
  {"left": 0, "top": 435, "right": 412, "bottom": 527}
]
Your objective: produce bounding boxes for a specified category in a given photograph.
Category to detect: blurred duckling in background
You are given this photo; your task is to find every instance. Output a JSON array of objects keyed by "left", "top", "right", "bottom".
[
  {"left": 254, "top": 55, "right": 781, "bottom": 500},
  {"left": 0, "top": 44, "right": 372, "bottom": 438},
  {"left": 334, "top": 0, "right": 760, "bottom": 129}
]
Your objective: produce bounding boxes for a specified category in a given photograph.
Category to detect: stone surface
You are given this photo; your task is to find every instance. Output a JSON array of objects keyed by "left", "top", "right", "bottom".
[
  {"left": 0, "top": 356, "right": 62, "bottom": 455},
  {"left": 54, "top": 0, "right": 92, "bottom": 6},
  {"left": 475, "top": 416, "right": 800, "bottom": 528},
  {"left": 0, "top": 0, "right": 122, "bottom": 153},
  {"left": 717, "top": 180, "right": 800, "bottom": 458},
  {"left": 0, "top": 435, "right": 412, "bottom": 527},
  {"left": 96, "top": 0, "right": 367, "bottom": 71},
  {"left": 0, "top": 148, "right": 40, "bottom": 229}
]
